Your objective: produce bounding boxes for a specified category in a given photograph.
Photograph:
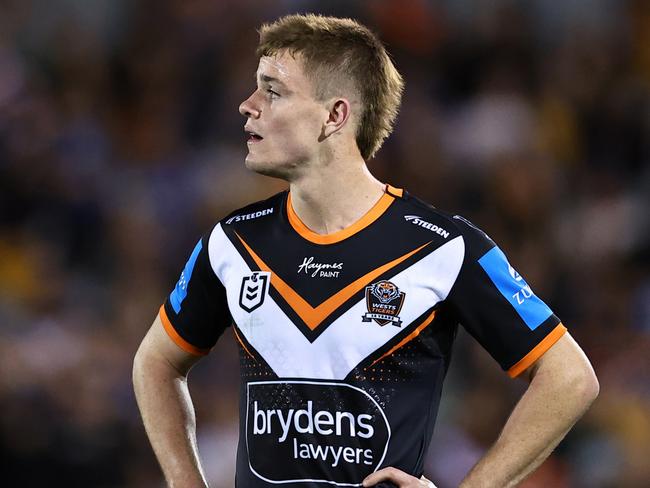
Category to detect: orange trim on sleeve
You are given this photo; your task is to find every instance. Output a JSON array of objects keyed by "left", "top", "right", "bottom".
[
  {"left": 508, "top": 323, "right": 567, "bottom": 378},
  {"left": 236, "top": 232, "right": 430, "bottom": 330},
  {"left": 370, "top": 309, "right": 437, "bottom": 367},
  {"left": 286, "top": 189, "right": 397, "bottom": 245},
  {"left": 159, "top": 305, "right": 211, "bottom": 356}
]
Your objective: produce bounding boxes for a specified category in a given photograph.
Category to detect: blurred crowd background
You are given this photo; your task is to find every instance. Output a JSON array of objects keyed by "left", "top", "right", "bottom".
[{"left": 0, "top": 0, "right": 648, "bottom": 486}]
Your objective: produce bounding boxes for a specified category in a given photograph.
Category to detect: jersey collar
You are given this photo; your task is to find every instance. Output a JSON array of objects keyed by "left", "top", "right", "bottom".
[{"left": 286, "top": 184, "right": 403, "bottom": 245}]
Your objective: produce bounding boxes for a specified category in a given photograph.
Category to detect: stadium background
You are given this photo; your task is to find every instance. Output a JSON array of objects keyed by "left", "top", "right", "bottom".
[{"left": 0, "top": 0, "right": 648, "bottom": 486}]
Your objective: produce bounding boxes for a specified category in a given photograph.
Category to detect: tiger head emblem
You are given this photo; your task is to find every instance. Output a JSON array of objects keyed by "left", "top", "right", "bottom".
[
  {"left": 363, "top": 280, "right": 406, "bottom": 327},
  {"left": 371, "top": 281, "right": 400, "bottom": 303}
]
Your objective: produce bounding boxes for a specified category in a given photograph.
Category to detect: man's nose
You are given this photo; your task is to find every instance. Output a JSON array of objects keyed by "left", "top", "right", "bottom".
[{"left": 239, "top": 94, "right": 260, "bottom": 118}]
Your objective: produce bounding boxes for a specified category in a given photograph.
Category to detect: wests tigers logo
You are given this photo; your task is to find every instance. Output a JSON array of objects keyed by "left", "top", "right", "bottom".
[{"left": 362, "top": 280, "right": 405, "bottom": 327}]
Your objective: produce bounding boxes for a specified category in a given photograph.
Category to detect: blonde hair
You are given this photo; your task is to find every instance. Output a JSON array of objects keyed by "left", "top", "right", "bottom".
[{"left": 257, "top": 14, "right": 404, "bottom": 160}]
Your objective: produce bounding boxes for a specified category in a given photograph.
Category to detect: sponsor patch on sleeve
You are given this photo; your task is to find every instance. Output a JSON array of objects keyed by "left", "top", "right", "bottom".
[
  {"left": 170, "top": 239, "right": 202, "bottom": 313},
  {"left": 478, "top": 247, "right": 553, "bottom": 330}
]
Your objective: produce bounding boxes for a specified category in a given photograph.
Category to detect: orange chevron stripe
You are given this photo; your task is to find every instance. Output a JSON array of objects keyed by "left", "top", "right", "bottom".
[
  {"left": 233, "top": 326, "right": 257, "bottom": 362},
  {"left": 370, "top": 309, "right": 437, "bottom": 367},
  {"left": 235, "top": 232, "right": 431, "bottom": 330}
]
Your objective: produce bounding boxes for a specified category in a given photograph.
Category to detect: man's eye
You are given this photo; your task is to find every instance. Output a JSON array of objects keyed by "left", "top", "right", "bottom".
[{"left": 267, "top": 89, "right": 280, "bottom": 98}]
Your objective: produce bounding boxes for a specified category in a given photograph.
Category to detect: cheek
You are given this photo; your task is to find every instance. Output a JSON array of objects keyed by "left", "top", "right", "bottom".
[{"left": 275, "top": 116, "right": 321, "bottom": 151}]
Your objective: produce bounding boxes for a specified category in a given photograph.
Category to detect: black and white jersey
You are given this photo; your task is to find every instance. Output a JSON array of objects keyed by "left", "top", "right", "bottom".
[{"left": 160, "top": 186, "right": 566, "bottom": 487}]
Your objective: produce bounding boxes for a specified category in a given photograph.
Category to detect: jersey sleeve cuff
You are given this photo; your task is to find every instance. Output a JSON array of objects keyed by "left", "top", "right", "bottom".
[
  {"left": 507, "top": 323, "right": 567, "bottom": 378},
  {"left": 159, "top": 304, "right": 211, "bottom": 356}
]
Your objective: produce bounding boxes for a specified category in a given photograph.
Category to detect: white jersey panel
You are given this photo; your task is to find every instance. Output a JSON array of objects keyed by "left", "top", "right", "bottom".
[{"left": 208, "top": 225, "right": 465, "bottom": 380}]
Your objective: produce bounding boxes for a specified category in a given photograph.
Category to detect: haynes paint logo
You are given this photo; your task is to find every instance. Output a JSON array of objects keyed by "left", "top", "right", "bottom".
[
  {"left": 297, "top": 257, "right": 344, "bottom": 278},
  {"left": 246, "top": 381, "right": 390, "bottom": 486}
]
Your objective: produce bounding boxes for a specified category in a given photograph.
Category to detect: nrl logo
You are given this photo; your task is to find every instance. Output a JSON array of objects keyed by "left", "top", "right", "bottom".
[
  {"left": 239, "top": 271, "right": 270, "bottom": 313},
  {"left": 362, "top": 280, "right": 405, "bottom": 327}
]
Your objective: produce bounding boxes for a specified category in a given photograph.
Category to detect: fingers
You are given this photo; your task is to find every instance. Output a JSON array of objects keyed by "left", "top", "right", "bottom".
[
  {"left": 420, "top": 475, "right": 437, "bottom": 488},
  {"left": 363, "top": 467, "right": 410, "bottom": 486},
  {"left": 363, "top": 467, "right": 433, "bottom": 487}
]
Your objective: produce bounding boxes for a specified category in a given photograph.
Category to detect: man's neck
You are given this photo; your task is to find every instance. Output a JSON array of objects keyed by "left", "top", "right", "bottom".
[{"left": 288, "top": 159, "right": 386, "bottom": 236}]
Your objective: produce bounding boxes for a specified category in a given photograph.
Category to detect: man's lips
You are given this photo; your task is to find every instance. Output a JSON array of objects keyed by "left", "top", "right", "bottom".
[{"left": 245, "top": 127, "right": 264, "bottom": 143}]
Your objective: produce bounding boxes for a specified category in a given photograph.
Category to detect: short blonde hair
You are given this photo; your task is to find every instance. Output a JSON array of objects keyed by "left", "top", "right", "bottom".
[{"left": 257, "top": 14, "right": 404, "bottom": 160}]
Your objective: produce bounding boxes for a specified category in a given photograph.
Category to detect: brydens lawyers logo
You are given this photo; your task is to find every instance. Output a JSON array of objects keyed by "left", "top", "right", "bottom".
[
  {"left": 239, "top": 271, "right": 270, "bottom": 313},
  {"left": 246, "top": 380, "right": 391, "bottom": 486},
  {"left": 362, "top": 280, "right": 405, "bottom": 327}
]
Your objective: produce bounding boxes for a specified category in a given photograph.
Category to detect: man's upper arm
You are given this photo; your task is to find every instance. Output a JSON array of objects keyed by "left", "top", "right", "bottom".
[
  {"left": 136, "top": 313, "right": 205, "bottom": 376},
  {"left": 523, "top": 332, "right": 599, "bottom": 392}
]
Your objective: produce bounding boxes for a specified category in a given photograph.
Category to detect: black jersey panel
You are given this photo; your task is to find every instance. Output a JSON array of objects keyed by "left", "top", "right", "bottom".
[
  {"left": 163, "top": 232, "right": 232, "bottom": 350},
  {"left": 347, "top": 305, "right": 458, "bottom": 381},
  {"left": 346, "top": 306, "right": 439, "bottom": 375}
]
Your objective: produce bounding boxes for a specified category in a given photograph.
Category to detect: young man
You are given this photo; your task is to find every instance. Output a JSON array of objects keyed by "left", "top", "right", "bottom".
[{"left": 133, "top": 14, "right": 599, "bottom": 488}]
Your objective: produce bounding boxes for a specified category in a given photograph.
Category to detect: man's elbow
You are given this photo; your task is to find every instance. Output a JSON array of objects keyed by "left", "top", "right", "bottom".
[
  {"left": 580, "top": 365, "right": 600, "bottom": 405},
  {"left": 574, "top": 364, "right": 599, "bottom": 407},
  {"left": 558, "top": 357, "right": 599, "bottom": 413}
]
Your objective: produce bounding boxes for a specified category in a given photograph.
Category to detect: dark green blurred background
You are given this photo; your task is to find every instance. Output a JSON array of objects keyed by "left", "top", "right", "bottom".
[{"left": 0, "top": 1, "right": 648, "bottom": 486}]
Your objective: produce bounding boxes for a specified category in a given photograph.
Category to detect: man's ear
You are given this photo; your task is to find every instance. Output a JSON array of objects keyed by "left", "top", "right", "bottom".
[{"left": 322, "top": 98, "right": 352, "bottom": 138}]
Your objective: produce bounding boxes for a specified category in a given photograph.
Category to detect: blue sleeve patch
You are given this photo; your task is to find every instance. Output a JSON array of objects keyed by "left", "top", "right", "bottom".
[
  {"left": 478, "top": 247, "right": 553, "bottom": 330},
  {"left": 170, "top": 240, "right": 203, "bottom": 314}
]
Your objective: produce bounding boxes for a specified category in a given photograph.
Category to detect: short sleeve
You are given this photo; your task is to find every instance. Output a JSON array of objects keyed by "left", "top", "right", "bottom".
[
  {"left": 446, "top": 216, "right": 566, "bottom": 377},
  {"left": 160, "top": 231, "right": 232, "bottom": 355}
]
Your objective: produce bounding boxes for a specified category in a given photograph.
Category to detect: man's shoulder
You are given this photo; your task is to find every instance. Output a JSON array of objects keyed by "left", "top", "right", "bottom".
[
  {"left": 396, "top": 191, "right": 462, "bottom": 236},
  {"left": 202, "top": 190, "right": 287, "bottom": 260},
  {"left": 396, "top": 190, "right": 494, "bottom": 253},
  {"left": 217, "top": 190, "right": 287, "bottom": 229}
]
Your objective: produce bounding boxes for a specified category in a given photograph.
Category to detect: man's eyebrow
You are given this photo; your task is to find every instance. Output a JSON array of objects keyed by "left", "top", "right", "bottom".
[{"left": 255, "top": 73, "right": 286, "bottom": 86}]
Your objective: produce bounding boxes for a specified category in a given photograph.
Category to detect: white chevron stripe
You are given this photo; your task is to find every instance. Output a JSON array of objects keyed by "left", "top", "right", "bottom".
[{"left": 209, "top": 224, "right": 465, "bottom": 380}]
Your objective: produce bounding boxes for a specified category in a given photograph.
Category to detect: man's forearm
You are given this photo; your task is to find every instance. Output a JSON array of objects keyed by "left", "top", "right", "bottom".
[
  {"left": 133, "top": 348, "right": 208, "bottom": 488},
  {"left": 460, "top": 338, "right": 599, "bottom": 487},
  {"left": 458, "top": 405, "right": 571, "bottom": 488}
]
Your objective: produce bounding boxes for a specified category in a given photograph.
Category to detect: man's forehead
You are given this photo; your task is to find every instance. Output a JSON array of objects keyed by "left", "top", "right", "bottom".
[
  {"left": 257, "top": 55, "right": 292, "bottom": 79},
  {"left": 255, "top": 53, "right": 310, "bottom": 88}
]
